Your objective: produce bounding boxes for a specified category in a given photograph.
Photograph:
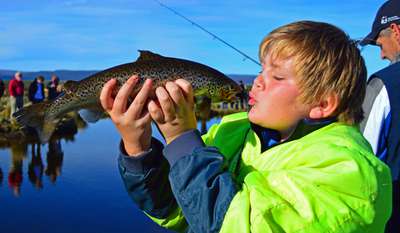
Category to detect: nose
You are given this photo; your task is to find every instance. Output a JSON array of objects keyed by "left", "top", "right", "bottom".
[{"left": 252, "top": 75, "right": 263, "bottom": 90}]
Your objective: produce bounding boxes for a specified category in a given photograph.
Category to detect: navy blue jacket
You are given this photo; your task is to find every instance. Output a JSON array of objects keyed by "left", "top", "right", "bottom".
[{"left": 370, "top": 63, "right": 400, "bottom": 181}]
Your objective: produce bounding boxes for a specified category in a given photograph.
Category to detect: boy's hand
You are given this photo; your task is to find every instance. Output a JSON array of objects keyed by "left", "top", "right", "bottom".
[
  {"left": 148, "top": 79, "right": 197, "bottom": 144},
  {"left": 100, "top": 76, "right": 153, "bottom": 156}
]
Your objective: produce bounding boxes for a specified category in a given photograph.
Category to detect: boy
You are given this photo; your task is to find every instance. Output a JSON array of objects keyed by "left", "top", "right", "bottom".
[{"left": 100, "top": 21, "right": 392, "bottom": 232}]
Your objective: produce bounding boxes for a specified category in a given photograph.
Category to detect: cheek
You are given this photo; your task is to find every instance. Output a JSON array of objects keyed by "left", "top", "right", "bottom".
[
  {"left": 250, "top": 91, "right": 301, "bottom": 122},
  {"left": 248, "top": 98, "right": 274, "bottom": 123}
]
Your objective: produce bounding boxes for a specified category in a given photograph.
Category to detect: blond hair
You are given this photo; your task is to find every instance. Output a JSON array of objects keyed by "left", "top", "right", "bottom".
[{"left": 259, "top": 21, "right": 366, "bottom": 124}]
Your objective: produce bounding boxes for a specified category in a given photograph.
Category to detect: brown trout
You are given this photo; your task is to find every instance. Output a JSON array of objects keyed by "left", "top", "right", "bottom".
[{"left": 13, "top": 50, "right": 241, "bottom": 142}]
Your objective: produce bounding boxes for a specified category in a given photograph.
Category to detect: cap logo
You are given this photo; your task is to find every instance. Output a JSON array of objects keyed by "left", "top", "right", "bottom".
[
  {"left": 381, "top": 16, "right": 388, "bottom": 24},
  {"left": 381, "top": 15, "right": 400, "bottom": 25},
  {"left": 389, "top": 16, "right": 400, "bottom": 22}
]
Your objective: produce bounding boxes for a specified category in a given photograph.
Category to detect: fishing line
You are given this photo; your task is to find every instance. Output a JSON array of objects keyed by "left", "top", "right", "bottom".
[{"left": 154, "top": 0, "right": 261, "bottom": 66}]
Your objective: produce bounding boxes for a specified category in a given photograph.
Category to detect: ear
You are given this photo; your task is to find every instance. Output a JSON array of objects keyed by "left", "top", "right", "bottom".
[
  {"left": 390, "top": 23, "right": 400, "bottom": 43},
  {"left": 308, "top": 93, "right": 339, "bottom": 119}
]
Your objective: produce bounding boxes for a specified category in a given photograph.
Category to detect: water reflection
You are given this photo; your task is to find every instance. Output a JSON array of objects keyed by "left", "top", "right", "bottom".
[
  {"left": 45, "top": 140, "right": 64, "bottom": 184},
  {"left": 0, "top": 113, "right": 84, "bottom": 197},
  {"left": 8, "top": 141, "right": 27, "bottom": 196},
  {"left": 28, "top": 143, "right": 44, "bottom": 189}
]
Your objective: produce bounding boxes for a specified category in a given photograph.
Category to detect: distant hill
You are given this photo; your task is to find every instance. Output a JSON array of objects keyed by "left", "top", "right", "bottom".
[
  {"left": 0, "top": 69, "right": 255, "bottom": 84},
  {"left": 0, "top": 69, "right": 97, "bottom": 82},
  {"left": 227, "top": 74, "right": 255, "bottom": 84}
]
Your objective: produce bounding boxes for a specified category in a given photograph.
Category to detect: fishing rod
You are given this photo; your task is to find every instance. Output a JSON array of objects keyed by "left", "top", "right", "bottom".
[{"left": 154, "top": 0, "right": 261, "bottom": 66}]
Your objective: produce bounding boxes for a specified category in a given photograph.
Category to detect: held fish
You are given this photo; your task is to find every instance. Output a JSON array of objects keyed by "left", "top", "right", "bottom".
[{"left": 13, "top": 50, "right": 242, "bottom": 142}]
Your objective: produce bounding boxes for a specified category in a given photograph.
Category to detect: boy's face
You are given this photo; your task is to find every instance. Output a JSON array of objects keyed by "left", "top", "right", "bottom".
[{"left": 248, "top": 54, "right": 311, "bottom": 139}]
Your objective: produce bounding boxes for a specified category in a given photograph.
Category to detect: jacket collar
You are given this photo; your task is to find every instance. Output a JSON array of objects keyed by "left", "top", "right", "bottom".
[{"left": 251, "top": 117, "right": 337, "bottom": 153}]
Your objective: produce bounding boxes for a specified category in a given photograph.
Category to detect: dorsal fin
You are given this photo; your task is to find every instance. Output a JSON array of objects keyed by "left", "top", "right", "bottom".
[
  {"left": 136, "top": 50, "right": 165, "bottom": 62},
  {"left": 62, "top": 80, "right": 79, "bottom": 92}
]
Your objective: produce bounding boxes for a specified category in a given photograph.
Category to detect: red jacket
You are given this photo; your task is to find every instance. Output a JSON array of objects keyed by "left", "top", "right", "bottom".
[{"left": 8, "top": 79, "right": 24, "bottom": 97}]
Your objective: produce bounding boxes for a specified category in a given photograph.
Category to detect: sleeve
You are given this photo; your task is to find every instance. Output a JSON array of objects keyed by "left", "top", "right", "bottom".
[
  {"left": 360, "top": 78, "right": 391, "bottom": 158},
  {"left": 28, "top": 83, "right": 33, "bottom": 101},
  {"left": 118, "top": 137, "right": 187, "bottom": 232},
  {"left": 8, "top": 80, "right": 15, "bottom": 97},
  {"left": 219, "top": 143, "right": 391, "bottom": 233},
  {"left": 163, "top": 129, "right": 238, "bottom": 233}
]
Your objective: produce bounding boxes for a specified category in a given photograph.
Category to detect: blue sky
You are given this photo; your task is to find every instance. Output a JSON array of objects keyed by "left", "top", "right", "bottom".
[{"left": 0, "top": 0, "right": 389, "bottom": 75}]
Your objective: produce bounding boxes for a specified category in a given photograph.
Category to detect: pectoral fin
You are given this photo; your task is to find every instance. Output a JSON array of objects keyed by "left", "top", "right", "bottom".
[
  {"left": 37, "top": 120, "right": 59, "bottom": 143},
  {"left": 78, "top": 107, "right": 106, "bottom": 123}
]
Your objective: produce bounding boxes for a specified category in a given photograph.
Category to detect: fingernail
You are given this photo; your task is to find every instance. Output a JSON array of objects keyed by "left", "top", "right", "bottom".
[
  {"left": 127, "top": 76, "right": 137, "bottom": 84},
  {"left": 155, "top": 87, "right": 163, "bottom": 96},
  {"left": 107, "top": 78, "right": 115, "bottom": 85}
]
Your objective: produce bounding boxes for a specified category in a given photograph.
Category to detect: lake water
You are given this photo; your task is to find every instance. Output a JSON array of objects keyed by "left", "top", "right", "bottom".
[{"left": 0, "top": 118, "right": 220, "bottom": 233}]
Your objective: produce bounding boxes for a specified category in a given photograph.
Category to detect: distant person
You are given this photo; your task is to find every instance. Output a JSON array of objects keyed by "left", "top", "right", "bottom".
[
  {"left": 359, "top": 0, "right": 400, "bottom": 232},
  {"left": 238, "top": 80, "right": 248, "bottom": 103},
  {"left": 28, "top": 76, "right": 45, "bottom": 104},
  {"left": 45, "top": 140, "right": 64, "bottom": 184},
  {"left": 238, "top": 80, "right": 245, "bottom": 91},
  {"left": 0, "top": 78, "right": 5, "bottom": 99},
  {"left": 8, "top": 71, "right": 24, "bottom": 119},
  {"left": 47, "top": 74, "right": 61, "bottom": 100},
  {"left": 28, "top": 143, "right": 44, "bottom": 189}
]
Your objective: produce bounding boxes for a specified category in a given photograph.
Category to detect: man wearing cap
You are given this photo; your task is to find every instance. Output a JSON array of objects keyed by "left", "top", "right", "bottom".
[{"left": 360, "top": 0, "right": 400, "bottom": 232}]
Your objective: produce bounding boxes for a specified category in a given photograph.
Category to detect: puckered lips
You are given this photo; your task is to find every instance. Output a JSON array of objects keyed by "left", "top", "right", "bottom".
[{"left": 248, "top": 91, "right": 256, "bottom": 106}]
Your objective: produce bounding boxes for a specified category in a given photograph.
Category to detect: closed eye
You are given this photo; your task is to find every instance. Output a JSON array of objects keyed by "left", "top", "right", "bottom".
[{"left": 273, "top": 76, "right": 284, "bottom": 81}]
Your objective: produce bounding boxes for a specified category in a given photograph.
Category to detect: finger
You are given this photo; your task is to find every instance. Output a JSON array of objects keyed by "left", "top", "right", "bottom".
[
  {"left": 175, "top": 79, "right": 194, "bottom": 105},
  {"left": 100, "top": 78, "right": 117, "bottom": 111},
  {"left": 142, "top": 111, "right": 152, "bottom": 124},
  {"left": 113, "top": 75, "right": 139, "bottom": 114},
  {"left": 127, "top": 79, "right": 152, "bottom": 118},
  {"left": 165, "top": 81, "right": 185, "bottom": 106},
  {"left": 155, "top": 86, "right": 176, "bottom": 122},
  {"left": 148, "top": 100, "right": 165, "bottom": 123},
  {"left": 137, "top": 111, "right": 152, "bottom": 126}
]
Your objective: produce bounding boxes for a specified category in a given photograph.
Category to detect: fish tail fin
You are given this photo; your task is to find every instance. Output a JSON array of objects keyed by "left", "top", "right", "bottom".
[{"left": 13, "top": 102, "right": 58, "bottom": 143}]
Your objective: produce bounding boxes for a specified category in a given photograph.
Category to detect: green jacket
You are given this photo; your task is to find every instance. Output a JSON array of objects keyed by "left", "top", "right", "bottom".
[{"left": 137, "top": 112, "right": 392, "bottom": 232}]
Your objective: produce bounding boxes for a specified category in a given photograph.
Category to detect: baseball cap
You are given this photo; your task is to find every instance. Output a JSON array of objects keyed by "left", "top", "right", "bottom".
[{"left": 360, "top": 0, "right": 400, "bottom": 46}]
